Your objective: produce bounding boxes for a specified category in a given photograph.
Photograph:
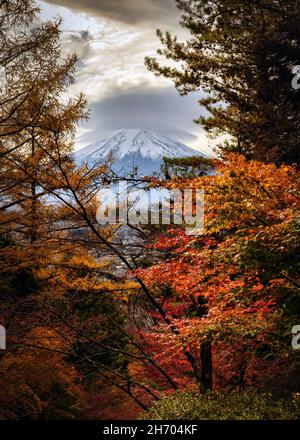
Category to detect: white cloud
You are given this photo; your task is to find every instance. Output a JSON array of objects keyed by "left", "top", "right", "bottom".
[
  {"left": 39, "top": 1, "right": 214, "bottom": 155},
  {"left": 61, "top": 23, "right": 170, "bottom": 103}
]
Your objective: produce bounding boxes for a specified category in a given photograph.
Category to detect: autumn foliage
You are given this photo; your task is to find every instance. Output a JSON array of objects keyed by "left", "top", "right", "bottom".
[
  {"left": 134, "top": 154, "right": 300, "bottom": 393},
  {"left": 1, "top": 0, "right": 300, "bottom": 420}
]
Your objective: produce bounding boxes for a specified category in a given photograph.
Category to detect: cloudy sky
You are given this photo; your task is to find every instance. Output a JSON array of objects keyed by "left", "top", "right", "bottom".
[{"left": 40, "top": 0, "right": 213, "bottom": 154}]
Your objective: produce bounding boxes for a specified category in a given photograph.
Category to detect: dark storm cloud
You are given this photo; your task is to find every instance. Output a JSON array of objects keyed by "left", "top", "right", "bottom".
[
  {"left": 77, "top": 86, "right": 208, "bottom": 148},
  {"left": 45, "top": 0, "right": 179, "bottom": 25}
]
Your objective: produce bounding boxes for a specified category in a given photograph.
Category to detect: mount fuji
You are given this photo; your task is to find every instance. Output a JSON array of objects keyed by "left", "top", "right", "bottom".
[{"left": 75, "top": 129, "right": 208, "bottom": 176}]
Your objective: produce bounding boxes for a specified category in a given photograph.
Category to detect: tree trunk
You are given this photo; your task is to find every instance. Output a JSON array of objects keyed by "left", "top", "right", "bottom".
[
  {"left": 200, "top": 340, "right": 212, "bottom": 393},
  {"left": 30, "top": 135, "right": 38, "bottom": 244}
]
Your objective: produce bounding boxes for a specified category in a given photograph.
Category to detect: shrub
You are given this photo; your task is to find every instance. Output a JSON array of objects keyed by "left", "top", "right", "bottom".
[{"left": 142, "top": 391, "right": 300, "bottom": 420}]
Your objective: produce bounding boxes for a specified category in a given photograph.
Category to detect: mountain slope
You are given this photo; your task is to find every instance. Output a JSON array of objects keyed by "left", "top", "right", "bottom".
[{"left": 75, "top": 129, "right": 208, "bottom": 175}]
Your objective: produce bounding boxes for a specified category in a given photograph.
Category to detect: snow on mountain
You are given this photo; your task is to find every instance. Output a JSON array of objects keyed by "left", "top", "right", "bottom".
[{"left": 75, "top": 129, "right": 208, "bottom": 176}]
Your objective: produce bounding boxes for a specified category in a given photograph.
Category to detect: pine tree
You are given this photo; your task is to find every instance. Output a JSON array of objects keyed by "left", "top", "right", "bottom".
[{"left": 146, "top": 0, "right": 300, "bottom": 165}]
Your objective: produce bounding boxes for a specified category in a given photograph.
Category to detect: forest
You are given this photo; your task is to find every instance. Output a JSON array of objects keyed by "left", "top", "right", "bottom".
[{"left": 0, "top": 0, "right": 300, "bottom": 421}]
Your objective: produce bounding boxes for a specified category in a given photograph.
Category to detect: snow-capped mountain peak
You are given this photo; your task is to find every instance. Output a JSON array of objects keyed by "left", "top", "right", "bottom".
[{"left": 75, "top": 129, "right": 208, "bottom": 175}]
